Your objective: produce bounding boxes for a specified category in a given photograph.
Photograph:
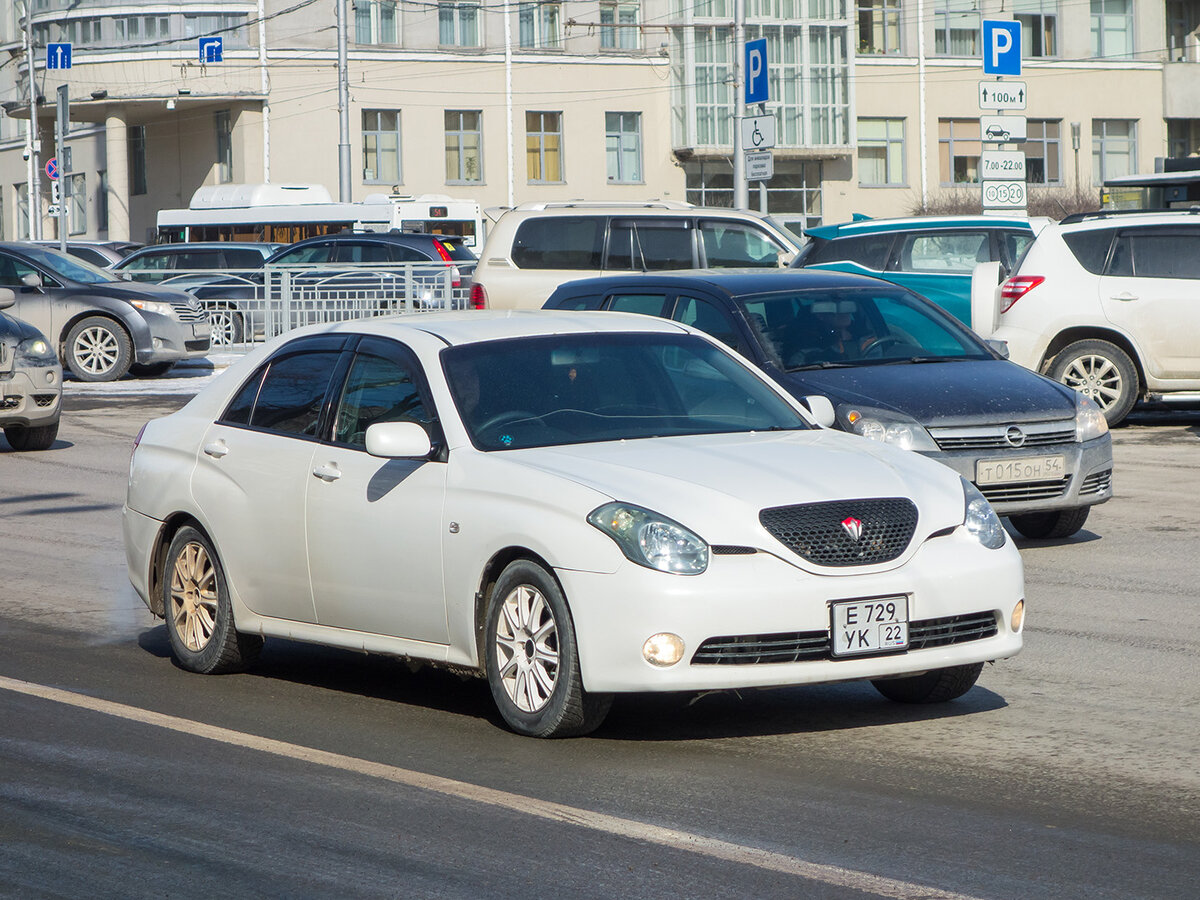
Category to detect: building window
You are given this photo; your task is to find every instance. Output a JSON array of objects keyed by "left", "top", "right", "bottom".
[
  {"left": 1167, "top": 1, "right": 1200, "bottom": 62},
  {"left": 858, "top": 118, "right": 905, "bottom": 186},
  {"left": 115, "top": 16, "right": 170, "bottom": 45},
  {"left": 934, "top": 0, "right": 980, "bottom": 56},
  {"left": 600, "top": 1, "right": 639, "bottom": 50},
  {"left": 184, "top": 14, "right": 249, "bottom": 48},
  {"left": 1167, "top": 119, "right": 1200, "bottom": 158},
  {"left": 856, "top": 0, "right": 901, "bottom": 55},
  {"left": 98, "top": 170, "right": 108, "bottom": 232},
  {"left": 1093, "top": 119, "right": 1137, "bottom": 184},
  {"left": 1019, "top": 119, "right": 1061, "bottom": 184},
  {"left": 938, "top": 118, "right": 981, "bottom": 184},
  {"left": 694, "top": 26, "right": 733, "bottom": 146},
  {"left": 1090, "top": 0, "right": 1132, "bottom": 60},
  {"left": 1014, "top": 0, "right": 1057, "bottom": 57},
  {"left": 606, "top": 112, "right": 643, "bottom": 183},
  {"left": 439, "top": 1, "right": 480, "bottom": 47},
  {"left": 354, "top": 0, "right": 399, "bottom": 44},
  {"left": 809, "top": 26, "right": 849, "bottom": 146},
  {"left": 68, "top": 173, "right": 86, "bottom": 235},
  {"left": 445, "top": 111, "right": 483, "bottom": 183},
  {"left": 519, "top": 1, "right": 561, "bottom": 49},
  {"left": 215, "top": 110, "right": 233, "bottom": 184},
  {"left": 363, "top": 110, "right": 401, "bottom": 184},
  {"left": 526, "top": 111, "right": 563, "bottom": 183},
  {"left": 130, "top": 125, "right": 147, "bottom": 196}
]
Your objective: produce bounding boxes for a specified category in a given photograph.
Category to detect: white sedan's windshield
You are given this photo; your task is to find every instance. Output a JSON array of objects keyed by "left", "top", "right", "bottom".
[{"left": 444, "top": 332, "right": 810, "bottom": 451}]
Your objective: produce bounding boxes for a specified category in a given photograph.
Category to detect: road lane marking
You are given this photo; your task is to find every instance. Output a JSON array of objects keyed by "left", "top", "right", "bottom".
[{"left": 1, "top": 675, "right": 985, "bottom": 900}]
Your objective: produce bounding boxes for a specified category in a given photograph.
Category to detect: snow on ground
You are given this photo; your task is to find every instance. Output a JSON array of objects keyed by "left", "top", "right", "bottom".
[{"left": 64, "top": 352, "right": 245, "bottom": 397}]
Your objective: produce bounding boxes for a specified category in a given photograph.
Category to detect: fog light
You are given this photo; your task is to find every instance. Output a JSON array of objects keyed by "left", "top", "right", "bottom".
[
  {"left": 642, "top": 633, "right": 685, "bottom": 667},
  {"left": 153, "top": 338, "right": 163, "bottom": 350},
  {"left": 1012, "top": 599, "right": 1025, "bottom": 632},
  {"left": 46, "top": 370, "right": 56, "bottom": 384}
]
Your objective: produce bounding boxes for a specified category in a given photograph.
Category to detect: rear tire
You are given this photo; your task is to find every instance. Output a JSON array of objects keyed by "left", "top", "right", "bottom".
[
  {"left": 1008, "top": 506, "right": 1090, "bottom": 539},
  {"left": 872, "top": 662, "right": 983, "bottom": 703},
  {"left": 3, "top": 421, "right": 59, "bottom": 451},
  {"left": 1048, "top": 339, "right": 1137, "bottom": 426},
  {"left": 64, "top": 316, "right": 133, "bottom": 382}
]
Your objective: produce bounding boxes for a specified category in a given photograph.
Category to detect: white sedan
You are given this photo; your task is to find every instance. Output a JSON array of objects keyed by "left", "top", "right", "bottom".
[{"left": 123, "top": 311, "right": 1024, "bottom": 737}]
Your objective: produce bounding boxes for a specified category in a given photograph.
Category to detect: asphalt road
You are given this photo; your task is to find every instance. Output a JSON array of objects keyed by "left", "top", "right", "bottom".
[{"left": 1, "top": 386, "right": 1198, "bottom": 899}]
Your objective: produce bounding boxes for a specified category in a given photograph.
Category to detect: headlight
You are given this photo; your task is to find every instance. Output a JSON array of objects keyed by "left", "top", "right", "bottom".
[
  {"left": 129, "top": 299, "right": 176, "bottom": 317},
  {"left": 961, "top": 477, "right": 1006, "bottom": 549},
  {"left": 839, "top": 405, "right": 938, "bottom": 452},
  {"left": 588, "top": 502, "right": 709, "bottom": 575},
  {"left": 1074, "top": 392, "right": 1109, "bottom": 442},
  {"left": 16, "top": 336, "right": 58, "bottom": 367}
]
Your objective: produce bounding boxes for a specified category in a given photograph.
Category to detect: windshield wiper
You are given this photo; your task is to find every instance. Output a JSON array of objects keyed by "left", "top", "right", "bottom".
[{"left": 786, "top": 360, "right": 858, "bottom": 371}]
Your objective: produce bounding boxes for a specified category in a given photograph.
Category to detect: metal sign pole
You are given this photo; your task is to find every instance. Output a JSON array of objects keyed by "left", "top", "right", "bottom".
[
  {"left": 56, "top": 85, "right": 69, "bottom": 252},
  {"left": 733, "top": 0, "right": 747, "bottom": 211}
]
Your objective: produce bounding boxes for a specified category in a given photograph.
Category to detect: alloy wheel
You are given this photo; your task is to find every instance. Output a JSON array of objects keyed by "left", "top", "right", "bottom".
[
  {"left": 494, "top": 584, "right": 560, "bottom": 713},
  {"left": 73, "top": 326, "right": 121, "bottom": 376},
  {"left": 1059, "top": 354, "right": 1123, "bottom": 411},
  {"left": 169, "top": 541, "right": 218, "bottom": 652}
]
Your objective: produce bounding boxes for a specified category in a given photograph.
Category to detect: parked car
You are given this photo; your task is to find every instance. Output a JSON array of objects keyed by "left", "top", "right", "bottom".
[
  {"left": 791, "top": 215, "right": 1047, "bottom": 327},
  {"left": 0, "top": 287, "right": 61, "bottom": 450},
  {"left": 470, "top": 201, "right": 801, "bottom": 310},
  {"left": 123, "top": 310, "right": 1024, "bottom": 737},
  {"left": 29, "top": 240, "right": 143, "bottom": 268},
  {"left": 186, "top": 232, "right": 476, "bottom": 344},
  {"left": 111, "top": 242, "right": 283, "bottom": 284},
  {"left": 545, "top": 270, "right": 1113, "bottom": 539},
  {"left": 2, "top": 243, "right": 210, "bottom": 381},
  {"left": 985, "top": 209, "right": 1200, "bottom": 426}
]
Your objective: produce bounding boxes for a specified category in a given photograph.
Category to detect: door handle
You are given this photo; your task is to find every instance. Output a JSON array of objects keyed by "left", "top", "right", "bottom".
[
  {"left": 203, "top": 441, "right": 229, "bottom": 458},
  {"left": 312, "top": 464, "right": 342, "bottom": 482},
  {"left": 1111, "top": 291, "right": 1138, "bottom": 301}
]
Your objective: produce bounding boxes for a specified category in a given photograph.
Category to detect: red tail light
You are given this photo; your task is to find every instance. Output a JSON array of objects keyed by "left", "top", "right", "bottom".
[
  {"left": 469, "top": 282, "right": 488, "bottom": 310},
  {"left": 433, "top": 239, "right": 454, "bottom": 262},
  {"left": 999, "top": 275, "right": 1045, "bottom": 313}
]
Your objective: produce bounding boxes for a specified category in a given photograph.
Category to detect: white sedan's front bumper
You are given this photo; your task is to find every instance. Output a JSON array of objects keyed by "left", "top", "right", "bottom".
[{"left": 561, "top": 527, "right": 1024, "bottom": 694}]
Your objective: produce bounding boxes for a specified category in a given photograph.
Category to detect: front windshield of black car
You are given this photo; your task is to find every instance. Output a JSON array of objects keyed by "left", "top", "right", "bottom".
[
  {"left": 737, "top": 287, "right": 993, "bottom": 371},
  {"left": 18, "top": 245, "right": 120, "bottom": 284},
  {"left": 443, "top": 332, "right": 810, "bottom": 451}
]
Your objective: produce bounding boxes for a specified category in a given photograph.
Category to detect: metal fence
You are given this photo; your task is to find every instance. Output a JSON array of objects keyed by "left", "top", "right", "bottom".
[{"left": 151, "top": 261, "right": 472, "bottom": 351}]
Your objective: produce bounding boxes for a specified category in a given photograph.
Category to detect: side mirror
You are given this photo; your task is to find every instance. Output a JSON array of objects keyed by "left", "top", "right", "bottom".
[
  {"left": 985, "top": 339, "right": 1010, "bottom": 359},
  {"left": 777, "top": 250, "right": 795, "bottom": 268},
  {"left": 365, "top": 421, "right": 433, "bottom": 459},
  {"left": 0, "top": 287, "right": 14, "bottom": 310},
  {"left": 21, "top": 272, "right": 43, "bottom": 290},
  {"left": 802, "top": 395, "right": 837, "bottom": 428}
]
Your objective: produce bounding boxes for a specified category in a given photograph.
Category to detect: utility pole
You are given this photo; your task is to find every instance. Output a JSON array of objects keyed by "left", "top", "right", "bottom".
[
  {"left": 22, "top": 2, "right": 42, "bottom": 240},
  {"left": 732, "top": 0, "right": 747, "bottom": 210},
  {"left": 335, "top": 0, "right": 351, "bottom": 201},
  {"left": 56, "top": 84, "right": 69, "bottom": 253}
]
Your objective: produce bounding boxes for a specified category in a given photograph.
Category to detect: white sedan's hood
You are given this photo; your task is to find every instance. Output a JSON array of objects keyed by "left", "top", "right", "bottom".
[{"left": 507, "top": 428, "right": 966, "bottom": 551}]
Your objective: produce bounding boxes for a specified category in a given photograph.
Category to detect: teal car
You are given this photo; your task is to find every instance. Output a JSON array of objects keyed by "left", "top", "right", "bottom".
[{"left": 791, "top": 215, "right": 1046, "bottom": 327}]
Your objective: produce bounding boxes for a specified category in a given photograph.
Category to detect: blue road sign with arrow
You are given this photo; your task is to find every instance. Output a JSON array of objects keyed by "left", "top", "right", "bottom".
[
  {"left": 47, "top": 43, "right": 72, "bottom": 70},
  {"left": 199, "top": 37, "right": 223, "bottom": 63}
]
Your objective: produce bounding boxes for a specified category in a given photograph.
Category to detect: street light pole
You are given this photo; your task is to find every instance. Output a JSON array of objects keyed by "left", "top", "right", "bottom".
[
  {"left": 335, "top": 0, "right": 351, "bottom": 202},
  {"left": 22, "top": 2, "right": 42, "bottom": 240},
  {"left": 732, "top": 0, "right": 747, "bottom": 210}
]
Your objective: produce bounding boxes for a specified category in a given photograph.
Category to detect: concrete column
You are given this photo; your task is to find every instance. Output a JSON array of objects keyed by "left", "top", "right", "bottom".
[{"left": 104, "top": 108, "right": 130, "bottom": 241}]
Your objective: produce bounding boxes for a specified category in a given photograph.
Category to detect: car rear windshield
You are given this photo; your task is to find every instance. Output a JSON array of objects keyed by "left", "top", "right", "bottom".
[
  {"left": 17, "top": 245, "right": 120, "bottom": 284},
  {"left": 435, "top": 238, "right": 477, "bottom": 262},
  {"left": 1062, "top": 228, "right": 1117, "bottom": 274},
  {"left": 443, "top": 332, "right": 809, "bottom": 451}
]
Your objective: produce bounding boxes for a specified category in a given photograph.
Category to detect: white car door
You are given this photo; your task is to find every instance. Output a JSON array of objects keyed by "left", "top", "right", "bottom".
[
  {"left": 191, "top": 338, "right": 348, "bottom": 623},
  {"left": 305, "top": 337, "right": 450, "bottom": 645},
  {"left": 1099, "top": 227, "right": 1200, "bottom": 381}
]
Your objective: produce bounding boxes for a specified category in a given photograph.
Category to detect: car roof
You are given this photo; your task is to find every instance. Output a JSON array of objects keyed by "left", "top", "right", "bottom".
[
  {"left": 1054, "top": 208, "right": 1200, "bottom": 229},
  {"left": 546, "top": 268, "right": 898, "bottom": 299},
  {"left": 127, "top": 242, "right": 279, "bottom": 253},
  {"left": 805, "top": 215, "right": 1040, "bottom": 240}
]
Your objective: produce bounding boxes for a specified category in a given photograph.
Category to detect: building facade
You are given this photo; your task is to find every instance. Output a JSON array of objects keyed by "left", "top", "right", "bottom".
[{"left": 0, "top": 1, "right": 1197, "bottom": 244}]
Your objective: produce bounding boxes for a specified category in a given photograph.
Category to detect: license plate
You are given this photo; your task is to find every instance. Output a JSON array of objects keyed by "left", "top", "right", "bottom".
[
  {"left": 976, "top": 454, "right": 1066, "bottom": 485},
  {"left": 192, "top": 323, "right": 211, "bottom": 338},
  {"left": 831, "top": 596, "right": 908, "bottom": 658}
]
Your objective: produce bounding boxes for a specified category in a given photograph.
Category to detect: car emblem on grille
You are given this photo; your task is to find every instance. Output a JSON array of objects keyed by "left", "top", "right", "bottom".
[
  {"left": 1005, "top": 426, "right": 1026, "bottom": 447},
  {"left": 841, "top": 516, "right": 863, "bottom": 542}
]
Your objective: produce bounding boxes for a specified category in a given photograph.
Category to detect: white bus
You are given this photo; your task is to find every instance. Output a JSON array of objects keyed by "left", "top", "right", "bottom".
[{"left": 156, "top": 184, "right": 486, "bottom": 248}]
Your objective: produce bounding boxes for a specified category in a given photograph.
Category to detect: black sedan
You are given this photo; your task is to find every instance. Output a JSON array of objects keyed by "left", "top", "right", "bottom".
[{"left": 545, "top": 270, "right": 1113, "bottom": 539}]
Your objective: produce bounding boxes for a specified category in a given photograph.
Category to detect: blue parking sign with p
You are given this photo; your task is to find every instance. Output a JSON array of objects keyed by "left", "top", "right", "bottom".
[
  {"left": 745, "top": 38, "right": 768, "bottom": 105},
  {"left": 983, "top": 20, "right": 1021, "bottom": 76}
]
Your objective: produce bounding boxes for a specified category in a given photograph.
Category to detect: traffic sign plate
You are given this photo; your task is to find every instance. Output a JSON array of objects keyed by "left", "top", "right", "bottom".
[
  {"left": 983, "top": 21, "right": 1021, "bottom": 76},
  {"left": 978, "top": 81, "right": 1027, "bottom": 110},
  {"left": 982, "top": 180, "right": 1027, "bottom": 209},
  {"left": 745, "top": 151, "right": 774, "bottom": 181},
  {"left": 47, "top": 43, "right": 72, "bottom": 70},
  {"left": 981, "top": 115, "right": 1027, "bottom": 143},
  {"left": 45, "top": 158, "right": 59, "bottom": 180},
  {"left": 741, "top": 115, "right": 776, "bottom": 150},
  {"left": 199, "top": 37, "right": 223, "bottom": 63},
  {"left": 980, "top": 151, "right": 1026, "bottom": 180},
  {"left": 745, "top": 38, "right": 768, "bottom": 104}
]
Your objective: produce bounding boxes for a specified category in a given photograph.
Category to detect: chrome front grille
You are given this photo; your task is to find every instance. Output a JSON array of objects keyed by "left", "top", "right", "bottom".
[
  {"left": 977, "top": 478, "right": 1069, "bottom": 503},
  {"left": 759, "top": 498, "right": 918, "bottom": 567},
  {"left": 1080, "top": 469, "right": 1112, "bottom": 495},
  {"left": 691, "top": 610, "right": 998, "bottom": 665},
  {"left": 930, "top": 421, "right": 1075, "bottom": 451},
  {"left": 171, "top": 298, "right": 209, "bottom": 323}
]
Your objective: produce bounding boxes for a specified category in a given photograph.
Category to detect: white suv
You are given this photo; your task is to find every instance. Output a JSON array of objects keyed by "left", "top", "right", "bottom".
[
  {"left": 988, "top": 210, "right": 1200, "bottom": 425},
  {"left": 471, "top": 201, "right": 801, "bottom": 309}
]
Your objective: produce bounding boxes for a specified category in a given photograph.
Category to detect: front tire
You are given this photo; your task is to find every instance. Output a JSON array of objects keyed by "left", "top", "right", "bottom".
[
  {"left": 208, "top": 307, "right": 245, "bottom": 346},
  {"left": 64, "top": 316, "right": 133, "bottom": 382},
  {"left": 3, "top": 421, "right": 59, "bottom": 451},
  {"left": 484, "top": 560, "right": 611, "bottom": 738},
  {"left": 162, "top": 526, "right": 261, "bottom": 674},
  {"left": 872, "top": 662, "right": 983, "bottom": 703},
  {"left": 1048, "top": 339, "right": 1138, "bottom": 425},
  {"left": 1008, "top": 506, "right": 1090, "bottom": 539}
]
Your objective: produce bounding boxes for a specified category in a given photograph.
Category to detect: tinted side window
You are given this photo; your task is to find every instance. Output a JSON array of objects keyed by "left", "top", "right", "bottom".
[
  {"left": 607, "top": 293, "right": 670, "bottom": 315},
  {"left": 121, "top": 253, "right": 171, "bottom": 272},
  {"left": 1110, "top": 228, "right": 1200, "bottom": 279},
  {"left": 249, "top": 351, "right": 342, "bottom": 436},
  {"left": 894, "top": 231, "right": 989, "bottom": 273},
  {"left": 391, "top": 246, "right": 432, "bottom": 262},
  {"left": 1063, "top": 229, "right": 1117, "bottom": 275},
  {"left": 274, "top": 243, "right": 337, "bottom": 265},
  {"left": 0, "top": 253, "right": 41, "bottom": 286},
  {"left": 547, "top": 293, "right": 604, "bottom": 310},
  {"left": 673, "top": 295, "right": 743, "bottom": 352},
  {"left": 333, "top": 352, "right": 432, "bottom": 448},
  {"left": 699, "top": 220, "right": 785, "bottom": 267},
  {"left": 224, "top": 248, "right": 269, "bottom": 268},
  {"left": 803, "top": 233, "right": 893, "bottom": 269},
  {"left": 606, "top": 218, "right": 694, "bottom": 270},
  {"left": 221, "top": 369, "right": 266, "bottom": 426},
  {"left": 511, "top": 217, "right": 604, "bottom": 269},
  {"left": 174, "top": 250, "right": 223, "bottom": 269}
]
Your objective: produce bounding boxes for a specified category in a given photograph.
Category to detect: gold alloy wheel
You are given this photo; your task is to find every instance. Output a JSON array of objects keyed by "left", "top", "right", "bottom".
[
  {"left": 169, "top": 541, "right": 219, "bottom": 652},
  {"left": 494, "top": 584, "right": 560, "bottom": 713}
]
